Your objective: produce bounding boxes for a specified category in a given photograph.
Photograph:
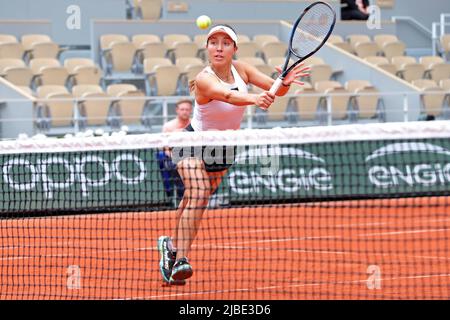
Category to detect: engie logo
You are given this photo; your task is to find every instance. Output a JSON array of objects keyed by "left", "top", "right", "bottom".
[
  {"left": 1, "top": 154, "right": 146, "bottom": 199},
  {"left": 228, "top": 145, "right": 333, "bottom": 195},
  {"left": 366, "top": 142, "right": 450, "bottom": 188}
]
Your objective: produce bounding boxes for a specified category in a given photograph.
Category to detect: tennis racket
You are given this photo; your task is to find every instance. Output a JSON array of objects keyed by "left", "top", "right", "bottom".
[{"left": 269, "top": 1, "right": 336, "bottom": 95}]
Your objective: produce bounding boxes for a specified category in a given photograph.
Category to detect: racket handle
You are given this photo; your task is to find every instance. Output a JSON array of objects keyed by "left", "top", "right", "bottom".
[{"left": 269, "top": 77, "right": 284, "bottom": 95}]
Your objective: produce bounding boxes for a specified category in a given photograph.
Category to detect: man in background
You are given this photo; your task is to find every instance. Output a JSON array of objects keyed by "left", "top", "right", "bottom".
[
  {"left": 162, "top": 99, "right": 193, "bottom": 134},
  {"left": 341, "top": 0, "right": 370, "bottom": 20},
  {"left": 157, "top": 99, "right": 193, "bottom": 204}
]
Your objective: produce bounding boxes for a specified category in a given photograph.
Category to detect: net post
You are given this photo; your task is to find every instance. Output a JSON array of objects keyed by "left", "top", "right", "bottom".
[
  {"left": 247, "top": 107, "right": 253, "bottom": 129},
  {"left": 326, "top": 95, "right": 332, "bottom": 126},
  {"left": 162, "top": 98, "right": 168, "bottom": 125},
  {"left": 73, "top": 99, "right": 80, "bottom": 133},
  {"left": 403, "top": 94, "right": 409, "bottom": 122}
]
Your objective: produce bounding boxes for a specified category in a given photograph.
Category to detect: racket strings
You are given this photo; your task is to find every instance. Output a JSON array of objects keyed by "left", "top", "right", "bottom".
[{"left": 291, "top": 3, "right": 335, "bottom": 58}]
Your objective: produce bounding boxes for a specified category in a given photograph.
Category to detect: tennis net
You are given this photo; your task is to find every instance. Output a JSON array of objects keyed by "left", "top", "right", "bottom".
[{"left": 0, "top": 121, "right": 449, "bottom": 299}]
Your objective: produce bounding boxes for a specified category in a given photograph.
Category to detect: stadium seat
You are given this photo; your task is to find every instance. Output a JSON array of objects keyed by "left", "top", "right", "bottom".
[
  {"left": 64, "top": 58, "right": 103, "bottom": 86},
  {"left": 194, "top": 34, "right": 208, "bottom": 61},
  {"left": 21, "top": 34, "right": 52, "bottom": 50},
  {"left": 440, "top": 79, "right": 450, "bottom": 91},
  {"left": 21, "top": 34, "right": 63, "bottom": 61},
  {"left": 294, "top": 83, "right": 321, "bottom": 121},
  {"left": 392, "top": 56, "right": 425, "bottom": 81},
  {"left": 239, "top": 57, "right": 275, "bottom": 78},
  {"left": 0, "top": 42, "right": 25, "bottom": 59},
  {"left": 107, "top": 84, "right": 146, "bottom": 125},
  {"left": 0, "top": 59, "right": 33, "bottom": 86},
  {"left": 36, "top": 85, "right": 73, "bottom": 127},
  {"left": 381, "top": 41, "right": 406, "bottom": 59},
  {"left": 419, "top": 56, "right": 445, "bottom": 72},
  {"left": 167, "top": 42, "right": 199, "bottom": 63},
  {"left": 163, "top": 34, "right": 191, "bottom": 49},
  {"left": 440, "top": 34, "right": 450, "bottom": 59},
  {"left": 175, "top": 57, "right": 204, "bottom": 70},
  {"left": 0, "top": 34, "right": 18, "bottom": 44},
  {"left": 309, "top": 64, "right": 333, "bottom": 85},
  {"left": 27, "top": 42, "right": 60, "bottom": 60},
  {"left": 176, "top": 57, "right": 205, "bottom": 93},
  {"left": 365, "top": 56, "right": 389, "bottom": 65},
  {"left": 401, "top": 64, "right": 425, "bottom": 82},
  {"left": 99, "top": 34, "right": 132, "bottom": 73},
  {"left": 376, "top": 0, "right": 395, "bottom": 8},
  {"left": 137, "top": 0, "right": 162, "bottom": 20},
  {"left": 365, "top": 56, "right": 397, "bottom": 75},
  {"left": 265, "top": 85, "right": 297, "bottom": 121},
  {"left": 132, "top": 34, "right": 161, "bottom": 47},
  {"left": 145, "top": 62, "right": 181, "bottom": 96},
  {"left": 234, "top": 41, "right": 258, "bottom": 58},
  {"left": 329, "top": 36, "right": 353, "bottom": 53},
  {"left": 428, "top": 63, "right": 450, "bottom": 83},
  {"left": 194, "top": 34, "right": 208, "bottom": 48},
  {"left": 345, "top": 80, "right": 381, "bottom": 119},
  {"left": 328, "top": 35, "right": 345, "bottom": 44},
  {"left": 354, "top": 42, "right": 380, "bottom": 58},
  {"left": 72, "top": 85, "right": 112, "bottom": 126},
  {"left": 30, "top": 58, "right": 69, "bottom": 87},
  {"left": 266, "top": 57, "right": 286, "bottom": 69},
  {"left": 100, "top": 34, "right": 129, "bottom": 51},
  {"left": 138, "top": 42, "right": 168, "bottom": 62},
  {"left": 373, "top": 34, "right": 399, "bottom": 48},
  {"left": 412, "top": 79, "right": 446, "bottom": 117},
  {"left": 239, "top": 57, "right": 266, "bottom": 66},
  {"left": 315, "top": 81, "right": 351, "bottom": 120},
  {"left": 144, "top": 57, "right": 172, "bottom": 72},
  {"left": 107, "top": 41, "right": 138, "bottom": 74},
  {"left": 261, "top": 42, "right": 288, "bottom": 61},
  {"left": 347, "top": 34, "right": 372, "bottom": 50},
  {"left": 133, "top": 35, "right": 165, "bottom": 65},
  {"left": 391, "top": 56, "right": 416, "bottom": 70},
  {"left": 304, "top": 57, "right": 325, "bottom": 66},
  {"left": 253, "top": 34, "right": 280, "bottom": 49}
]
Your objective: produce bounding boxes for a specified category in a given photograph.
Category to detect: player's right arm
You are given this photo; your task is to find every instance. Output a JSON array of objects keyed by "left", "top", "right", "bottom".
[{"left": 195, "top": 71, "right": 274, "bottom": 109}]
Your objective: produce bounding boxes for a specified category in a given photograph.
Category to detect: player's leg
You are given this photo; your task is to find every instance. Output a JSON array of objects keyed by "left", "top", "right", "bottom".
[
  {"left": 171, "top": 157, "right": 212, "bottom": 280},
  {"left": 157, "top": 172, "right": 191, "bottom": 285}
]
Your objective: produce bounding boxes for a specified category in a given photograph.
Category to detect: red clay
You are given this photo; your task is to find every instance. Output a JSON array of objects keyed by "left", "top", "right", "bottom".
[{"left": 0, "top": 196, "right": 449, "bottom": 299}]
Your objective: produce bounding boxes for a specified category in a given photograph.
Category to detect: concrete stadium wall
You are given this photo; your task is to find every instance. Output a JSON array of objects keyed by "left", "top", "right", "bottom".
[
  {"left": 0, "top": 20, "right": 52, "bottom": 39},
  {"left": 0, "top": 0, "right": 126, "bottom": 46},
  {"left": 162, "top": 0, "right": 341, "bottom": 21}
]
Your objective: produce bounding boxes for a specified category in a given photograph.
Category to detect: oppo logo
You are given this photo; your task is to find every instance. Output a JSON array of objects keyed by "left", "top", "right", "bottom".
[{"left": 2, "top": 154, "right": 146, "bottom": 199}]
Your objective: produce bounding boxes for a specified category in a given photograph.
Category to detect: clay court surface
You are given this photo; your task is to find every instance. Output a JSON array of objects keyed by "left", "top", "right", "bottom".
[{"left": 0, "top": 196, "right": 449, "bottom": 300}]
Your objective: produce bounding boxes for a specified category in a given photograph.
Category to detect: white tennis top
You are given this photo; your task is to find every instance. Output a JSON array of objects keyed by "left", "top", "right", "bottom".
[{"left": 190, "top": 65, "right": 248, "bottom": 131}]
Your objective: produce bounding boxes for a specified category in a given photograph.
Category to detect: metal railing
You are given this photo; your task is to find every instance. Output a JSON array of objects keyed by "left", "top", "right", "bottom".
[{"left": 432, "top": 13, "right": 450, "bottom": 56}]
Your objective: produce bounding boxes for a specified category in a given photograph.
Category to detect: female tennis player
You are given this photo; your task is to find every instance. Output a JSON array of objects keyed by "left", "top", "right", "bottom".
[{"left": 158, "top": 25, "right": 309, "bottom": 285}]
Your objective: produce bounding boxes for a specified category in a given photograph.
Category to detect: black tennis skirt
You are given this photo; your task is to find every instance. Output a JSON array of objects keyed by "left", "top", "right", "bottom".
[{"left": 171, "top": 124, "right": 236, "bottom": 172}]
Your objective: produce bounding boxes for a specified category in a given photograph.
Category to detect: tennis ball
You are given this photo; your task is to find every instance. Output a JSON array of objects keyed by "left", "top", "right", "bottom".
[{"left": 196, "top": 15, "right": 212, "bottom": 30}]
